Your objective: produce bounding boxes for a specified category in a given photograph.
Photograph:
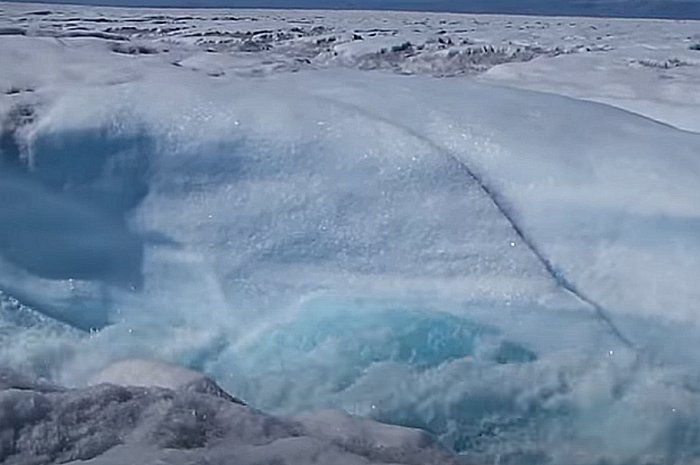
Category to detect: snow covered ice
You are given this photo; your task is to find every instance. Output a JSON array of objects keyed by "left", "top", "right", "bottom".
[{"left": 1, "top": 2, "right": 700, "bottom": 464}]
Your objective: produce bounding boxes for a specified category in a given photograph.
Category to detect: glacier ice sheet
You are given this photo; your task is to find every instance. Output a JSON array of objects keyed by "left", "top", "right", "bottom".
[{"left": 1, "top": 22, "right": 700, "bottom": 464}]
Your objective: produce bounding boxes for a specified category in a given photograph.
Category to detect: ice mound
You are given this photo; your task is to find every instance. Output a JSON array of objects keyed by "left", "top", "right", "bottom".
[
  {"left": 89, "top": 359, "right": 245, "bottom": 404},
  {"left": 0, "top": 365, "right": 461, "bottom": 465}
]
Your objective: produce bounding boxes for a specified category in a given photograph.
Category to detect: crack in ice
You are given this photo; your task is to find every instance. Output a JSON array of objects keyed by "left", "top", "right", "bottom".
[{"left": 308, "top": 92, "right": 637, "bottom": 351}]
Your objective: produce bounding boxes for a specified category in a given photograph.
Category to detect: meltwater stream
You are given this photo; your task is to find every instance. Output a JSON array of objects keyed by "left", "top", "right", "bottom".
[{"left": 2, "top": 71, "right": 700, "bottom": 464}]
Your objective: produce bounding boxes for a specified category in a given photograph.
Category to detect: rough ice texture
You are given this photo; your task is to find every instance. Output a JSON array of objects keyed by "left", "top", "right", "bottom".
[
  {"left": 0, "top": 366, "right": 462, "bottom": 465},
  {"left": 1, "top": 2, "right": 698, "bottom": 135}
]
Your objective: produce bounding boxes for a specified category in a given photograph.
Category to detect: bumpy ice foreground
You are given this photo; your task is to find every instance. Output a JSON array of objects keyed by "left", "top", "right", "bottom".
[{"left": 1, "top": 360, "right": 461, "bottom": 465}]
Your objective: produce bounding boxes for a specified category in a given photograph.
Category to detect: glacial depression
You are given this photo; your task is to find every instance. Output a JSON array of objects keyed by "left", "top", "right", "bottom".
[{"left": 1, "top": 3, "right": 700, "bottom": 465}]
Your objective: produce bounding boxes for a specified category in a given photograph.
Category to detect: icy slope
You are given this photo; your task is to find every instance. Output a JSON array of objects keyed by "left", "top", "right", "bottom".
[
  {"left": 302, "top": 71, "right": 700, "bottom": 323},
  {"left": 1, "top": 4, "right": 700, "bottom": 465}
]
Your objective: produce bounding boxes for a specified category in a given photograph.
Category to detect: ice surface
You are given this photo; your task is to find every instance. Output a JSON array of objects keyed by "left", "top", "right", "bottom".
[
  {"left": 0, "top": 366, "right": 459, "bottom": 465},
  {"left": 14, "top": 0, "right": 700, "bottom": 20},
  {"left": 1, "top": 3, "right": 700, "bottom": 464}
]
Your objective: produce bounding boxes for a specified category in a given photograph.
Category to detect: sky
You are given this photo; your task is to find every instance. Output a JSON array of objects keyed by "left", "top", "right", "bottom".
[{"left": 6, "top": 0, "right": 700, "bottom": 19}]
